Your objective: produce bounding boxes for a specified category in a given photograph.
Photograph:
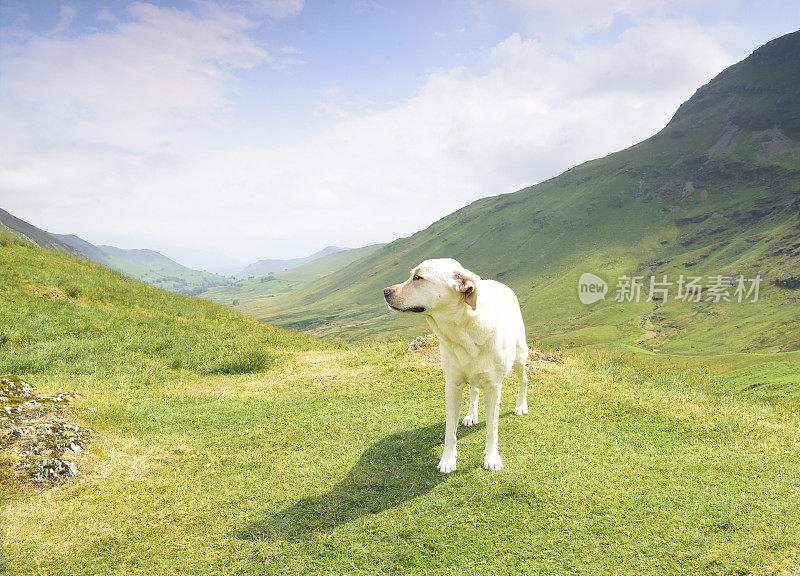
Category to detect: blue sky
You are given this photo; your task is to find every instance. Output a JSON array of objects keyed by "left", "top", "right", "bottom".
[{"left": 1, "top": 1, "right": 798, "bottom": 273}]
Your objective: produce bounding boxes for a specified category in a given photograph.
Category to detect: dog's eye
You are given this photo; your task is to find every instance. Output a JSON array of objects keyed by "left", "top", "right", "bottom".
[{"left": 413, "top": 274, "right": 423, "bottom": 281}]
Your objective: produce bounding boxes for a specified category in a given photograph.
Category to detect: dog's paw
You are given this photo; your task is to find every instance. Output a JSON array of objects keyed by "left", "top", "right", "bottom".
[
  {"left": 514, "top": 404, "right": 528, "bottom": 415},
  {"left": 483, "top": 452, "right": 504, "bottom": 472},
  {"left": 462, "top": 413, "right": 479, "bottom": 427},
  {"left": 437, "top": 458, "right": 457, "bottom": 474}
]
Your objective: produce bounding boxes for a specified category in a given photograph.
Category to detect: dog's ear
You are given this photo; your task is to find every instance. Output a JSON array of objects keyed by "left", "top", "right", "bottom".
[{"left": 452, "top": 271, "right": 477, "bottom": 310}]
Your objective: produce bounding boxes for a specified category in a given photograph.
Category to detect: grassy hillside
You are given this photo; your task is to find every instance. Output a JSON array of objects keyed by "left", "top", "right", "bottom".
[
  {"left": 251, "top": 31, "right": 800, "bottom": 351},
  {"left": 235, "top": 246, "right": 345, "bottom": 280},
  {"left": 52, "top": 233, "right": 230, "bottom": 296},
  {"left": 200, "top": 244, "right": 385, "bottom": 315},
  {"left": 0, "top": 237, "right": 314, "bottom": 390}
]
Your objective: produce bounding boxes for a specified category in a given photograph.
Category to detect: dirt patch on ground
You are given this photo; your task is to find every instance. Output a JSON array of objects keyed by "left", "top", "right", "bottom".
[
  {"left": 174, "top": 349, "right": 386, "bottom": 397},
  {"left": 174, "top": 339, "right": 568, "bottom": 399},
  {"left": 24, "top": 285, "right": 77, "bottom": 303}
]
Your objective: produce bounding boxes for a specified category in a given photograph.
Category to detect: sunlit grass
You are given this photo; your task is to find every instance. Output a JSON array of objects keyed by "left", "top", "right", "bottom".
[
  {"left": 4, "top": 340, "right": 800, "bottom": 575},
  {"left": 2, "top": 240, "right": 800, "bottom": 575}
]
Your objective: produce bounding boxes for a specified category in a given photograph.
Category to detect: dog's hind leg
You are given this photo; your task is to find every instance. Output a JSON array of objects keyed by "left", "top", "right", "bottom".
[
  {"left": 462, "top": 386, "right": 479, "bottom": 426},
  {"left": 513, "top": 356, "right": 528, "bottom": 416}
]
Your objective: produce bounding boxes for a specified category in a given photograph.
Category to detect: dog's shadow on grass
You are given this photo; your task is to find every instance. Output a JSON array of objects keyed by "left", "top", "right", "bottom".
[{"left": 235, "top": 418, "right": 497, "bottom": 542}]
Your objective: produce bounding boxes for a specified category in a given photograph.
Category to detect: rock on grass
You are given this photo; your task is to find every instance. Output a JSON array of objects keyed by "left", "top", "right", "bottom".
[{"left": 1, "top": 375, "right": 91, "bottom": 486}]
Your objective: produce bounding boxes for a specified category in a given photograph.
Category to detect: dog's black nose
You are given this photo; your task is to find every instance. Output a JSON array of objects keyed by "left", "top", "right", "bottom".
[{"left": 383, "top": 287, "right": 392, "bottom": 296}]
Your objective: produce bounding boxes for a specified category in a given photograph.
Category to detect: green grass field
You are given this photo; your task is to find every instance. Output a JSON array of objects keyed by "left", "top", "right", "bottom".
[
  {"left": 199, "top": 275, "right": 303, "bottom": 316},
  {"left": 2, "top": 236, "right": 800, "bottom": 575}
]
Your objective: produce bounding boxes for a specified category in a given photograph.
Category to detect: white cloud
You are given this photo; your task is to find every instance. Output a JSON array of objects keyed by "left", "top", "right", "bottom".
[
  {"left": 266, "top": 18, "right": 733, "bottom": 237},
  {"left": 174, "top": 18, "right": 734, "bottom": 266},
  {"left": 1, "top": 2, "right": 269, "bottom": 148},
  {"left": 0, "top": 4, "right": 740, "bottom": 271}
]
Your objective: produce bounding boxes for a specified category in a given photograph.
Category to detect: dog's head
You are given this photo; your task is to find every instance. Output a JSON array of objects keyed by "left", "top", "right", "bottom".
[{"left": 383, "top": 258, "right": 479, "bottom": 314}]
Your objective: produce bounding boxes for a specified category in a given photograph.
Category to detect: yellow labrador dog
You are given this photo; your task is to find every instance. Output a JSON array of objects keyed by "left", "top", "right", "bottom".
[{"left": 384, "top": 258, "right": 528, "bottom": 473}]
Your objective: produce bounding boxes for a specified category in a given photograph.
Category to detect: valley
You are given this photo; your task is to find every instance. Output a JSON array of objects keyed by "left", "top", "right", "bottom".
[{"left": 1, "top": 29, "right": 799, "bottom": 576}]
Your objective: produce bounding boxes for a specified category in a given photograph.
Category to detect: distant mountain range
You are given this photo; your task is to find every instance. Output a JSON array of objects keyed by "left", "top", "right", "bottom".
[
  {"left": 233, "top": 246, "right": 347, "bottom": 280},
  {"left": 0, "top": 207, "right": 383, "bottom": 296},
  {"left": 0, "top": 210, "right": 230, "bottom": 295},
  {"left": 51, "top": 233, "right": 230, "bottom": 295},
  {"left": 249, "top": 30, "right": 800, "bottom": 353},
  {"left": 199, "top": 243, "right": 386, "bottom": 314}
]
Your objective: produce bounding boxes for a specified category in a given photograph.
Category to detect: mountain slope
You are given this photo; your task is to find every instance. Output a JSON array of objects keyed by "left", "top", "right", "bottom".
[
  {"left": 48, "top": 233, "right": 109, "bottom": 262},
  {"left": 235, "top": 246, "right": 345, "bottom": 279},
  {"left": 0, "top": 208, "right": 84, "bottom": 258},
  {"left": 51, "top": 234, "right": 230, "bottom": 296},
  {"left": 253, "top": 30, "right": 800, "bottom": 351}
]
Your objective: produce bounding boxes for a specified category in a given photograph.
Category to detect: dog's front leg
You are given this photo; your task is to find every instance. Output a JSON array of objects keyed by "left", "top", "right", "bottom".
[
  {"left": 437, "top": 382, "right": 462, "bottom": 473},
  {"left": 483, "top": 384, "right": 503, "bottom": 471}
]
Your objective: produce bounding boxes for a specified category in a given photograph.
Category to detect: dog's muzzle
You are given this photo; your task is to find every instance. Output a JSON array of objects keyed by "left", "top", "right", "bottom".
[{"left": 384, "top": 287, "right": 426, "bottom": 313}]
